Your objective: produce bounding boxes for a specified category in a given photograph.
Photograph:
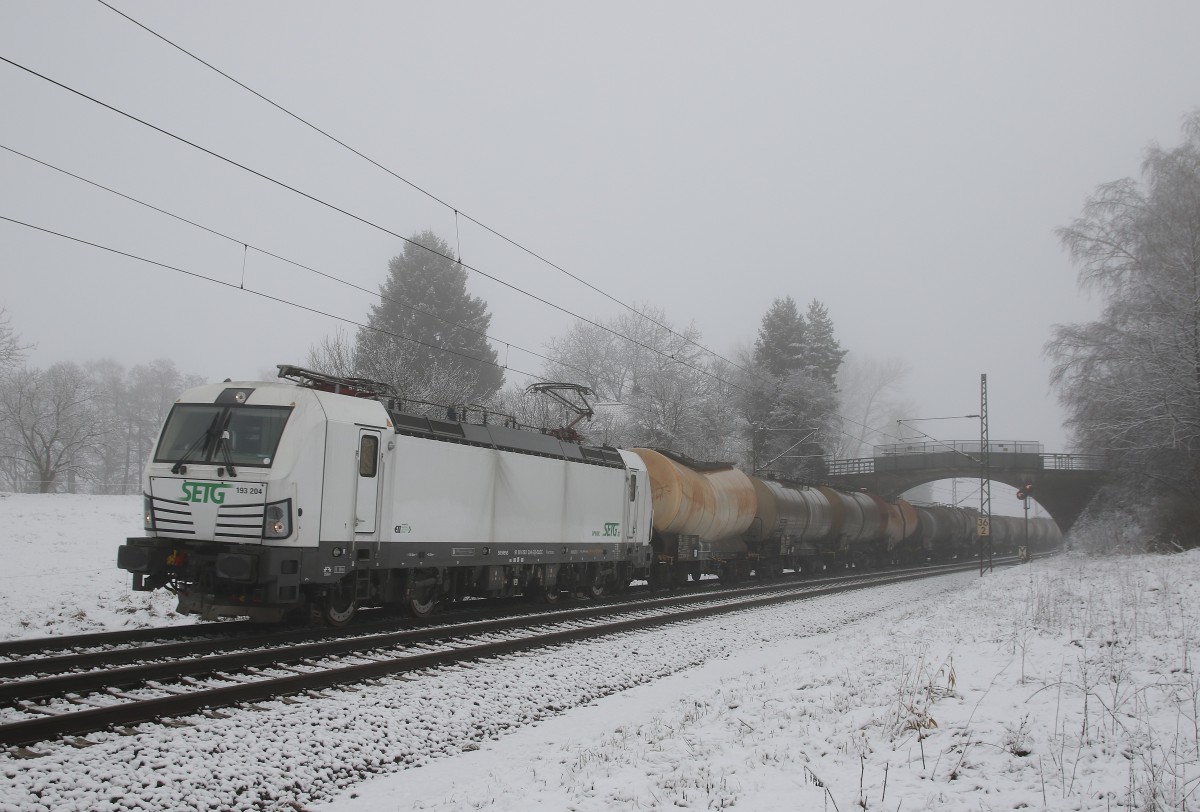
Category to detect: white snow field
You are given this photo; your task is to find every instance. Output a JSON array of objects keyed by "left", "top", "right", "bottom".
[
  {"left": 0, "top": 494, "right": 186, "bottom": 639},
  {"left": 1, "top": 493, "right": 1197, "bottom": 811}
]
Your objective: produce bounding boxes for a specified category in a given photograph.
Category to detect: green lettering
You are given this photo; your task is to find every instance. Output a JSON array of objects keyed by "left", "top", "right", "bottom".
[{"left": 181, "top": 481, "right": 233, "bottom": 504}]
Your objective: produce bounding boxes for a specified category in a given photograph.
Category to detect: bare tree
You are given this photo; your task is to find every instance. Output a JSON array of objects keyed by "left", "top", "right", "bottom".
[
  {"left": 89, "top": 359, "right": 132, "bottom": 494},
  {"left": 305, "top": 327, "right": 358, "bottom": 379},
  {"left": 834, "top": 354, "right": 914, "bottom": 459},
  {"left": 1048, "top": 110, "right": 1200, "bottom": 545},
  {"left": 360, "top": 338, "right": 482, "bottom": 411},
  {"left": 0, "top": 307, "right": 31, "bottom": 373},
  {"left": 542, "top": 305, "right": 735, "bottom": 459},
  {"left": 0, "top": 363, "right": 106, "bottom": 493}
]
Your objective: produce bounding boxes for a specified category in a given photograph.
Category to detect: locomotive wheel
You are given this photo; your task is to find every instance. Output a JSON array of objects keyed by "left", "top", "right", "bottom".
[
  {"left": 407, "top": 592, "right": 437, "bottom": 618},
  {"left": 319, "top": 588, "right": 358, "bottom": 627},
  {"left": 583, "top": 567, "right": 607, "bottom": 599},
  {"left": 533, "top": 584, "right": 561, "bottom": 604}
]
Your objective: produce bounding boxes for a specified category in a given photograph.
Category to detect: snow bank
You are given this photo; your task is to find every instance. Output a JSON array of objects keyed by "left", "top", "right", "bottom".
[
  {"left": 323, "top": 552, "right": 1200, "bottom": 811},
  {"left": 0, "top": 493, "right": 186, "bottom": 640}
]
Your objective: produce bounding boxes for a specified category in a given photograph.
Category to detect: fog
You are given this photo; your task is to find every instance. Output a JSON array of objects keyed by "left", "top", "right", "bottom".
[{"left": 3, "top": 1, "right": 1198, "bottom": 454}]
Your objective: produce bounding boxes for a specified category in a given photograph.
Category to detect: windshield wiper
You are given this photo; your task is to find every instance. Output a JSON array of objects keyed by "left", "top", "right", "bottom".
[
  {"left": 171, "top": 412, "right": 219, "bottom": 474},
  {"left": 170, "top": 410, "right": 230, "bottom": 474},
  {"left": 215, "top": 425, "right": 237, "bottom": 478}
]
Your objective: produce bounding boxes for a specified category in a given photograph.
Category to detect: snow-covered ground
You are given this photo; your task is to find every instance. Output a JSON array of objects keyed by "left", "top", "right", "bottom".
[
  {"left": 2, "top": 494, "right": 1197, "bottom": 811},
  {"left": 0, "top": 493, "right": 186, "bottom": 639}
]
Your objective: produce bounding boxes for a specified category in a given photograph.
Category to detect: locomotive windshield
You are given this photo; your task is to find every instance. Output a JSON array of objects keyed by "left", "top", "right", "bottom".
[{"left": 154, "top": 404, "right": 293, "bottom": 468}]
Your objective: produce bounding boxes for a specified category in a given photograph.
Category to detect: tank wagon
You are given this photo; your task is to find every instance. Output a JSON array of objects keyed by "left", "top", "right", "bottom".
[
  {"left": 637, "top": 451, "right": 943, "bottom": 582},
  {"left": 118, "top": 367, "right": 1061, "bottom": 624}
]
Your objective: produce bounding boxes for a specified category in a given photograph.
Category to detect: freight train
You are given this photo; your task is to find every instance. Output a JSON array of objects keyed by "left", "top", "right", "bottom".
[{"left": 117, "top": 366, "right": 1060, "bottom": 625}]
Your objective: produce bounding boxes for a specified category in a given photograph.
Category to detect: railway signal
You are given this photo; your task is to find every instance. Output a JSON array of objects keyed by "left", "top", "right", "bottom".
[{"left": 1018, "top": 483, "right": 1034, "bottom": 560}]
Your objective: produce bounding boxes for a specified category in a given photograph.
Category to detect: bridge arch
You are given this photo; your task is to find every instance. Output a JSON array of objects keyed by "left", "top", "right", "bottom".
[{"left": 824, "top": 445, "right": 1106, "bottom": 534}]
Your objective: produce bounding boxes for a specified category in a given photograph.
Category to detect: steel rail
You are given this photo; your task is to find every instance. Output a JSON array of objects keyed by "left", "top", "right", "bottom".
[
  {"left": 0, "top": 559, "right": 988, "bottom": 681},
  {"left": 0, "top": 566, "right": 947, "bottom": 699},
  {"left": 0, "top": 559, "right": 996, "bottom": 749},
  {"left": 0, "top": 621, "right": 260, "bottom": 659},
  {"left": 0, "top": 556, "right": 964, "bottom": 676}
]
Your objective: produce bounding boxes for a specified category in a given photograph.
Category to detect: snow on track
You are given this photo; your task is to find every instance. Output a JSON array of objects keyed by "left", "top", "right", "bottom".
[{"left": 0, "top": 569, "right": 969, "bottom": 811}]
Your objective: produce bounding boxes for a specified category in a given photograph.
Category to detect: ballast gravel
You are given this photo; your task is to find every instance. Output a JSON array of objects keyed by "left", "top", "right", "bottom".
[{"left": 0, "top": 572, "right": 972, "bottom": 811}]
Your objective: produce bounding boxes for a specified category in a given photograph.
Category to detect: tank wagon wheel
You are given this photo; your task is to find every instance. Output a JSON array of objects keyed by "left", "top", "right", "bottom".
[
  {"left": 718, "top": 562, "right": 742, "bottom": 585},
  {"left": 669, "top": 566, "right": 687, "bottom": 591}
]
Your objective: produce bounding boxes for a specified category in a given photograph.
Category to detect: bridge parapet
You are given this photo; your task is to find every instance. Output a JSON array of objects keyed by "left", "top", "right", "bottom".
[
  {"left": 875, "top": 440, "right": 1044, "bottom": 457},
  {"left": 822, "top": 448, "right": 1108, "bottom": 533},
  {"left": 826, "top": 451, "right": 1106, "bottom": 477}
]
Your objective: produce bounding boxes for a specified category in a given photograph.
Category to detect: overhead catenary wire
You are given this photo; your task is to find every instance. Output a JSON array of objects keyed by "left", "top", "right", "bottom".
[
  {"left": 0, "top": 212, "right": 695, "bottom": 431},
  {"left": 92, "top": 0, "right": 759, "bottom": 384},
  {"left": 0, "top": 53, "right": 908, "bottom": 448},
  {"left": 0, "top": 53, "right": 744, "bottom": 399},
  {"left": 1, "top": 208, "right": 899, "bottom": 451},
  {"left": 0, "top": 142, "right": 591, "bottom": 382},
  {"left": 0, "top": 213, "right": 551, "bottom": 385}
]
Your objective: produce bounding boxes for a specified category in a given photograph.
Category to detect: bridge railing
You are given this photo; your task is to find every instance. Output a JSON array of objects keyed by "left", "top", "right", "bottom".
[
  {"left": 1042, "top": 453, "right": 1107, "bottom": 471},
  {"left": 825, "top": 457, "right": 874, "bottom": 476},
  {"left": 874, "top": 440, "right": 1044, "bottom": 456},
  {"left": 824, "top": 451, "right": 1107, "bottom": 477}
]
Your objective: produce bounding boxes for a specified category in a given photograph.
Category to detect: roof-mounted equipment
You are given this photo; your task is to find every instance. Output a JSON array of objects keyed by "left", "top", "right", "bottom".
[
  {"left": 525, "top": 382, "right": 595, "bottom": 443},
  {"left": 276, "top": 364, "right": 396, "bottom": 399}
]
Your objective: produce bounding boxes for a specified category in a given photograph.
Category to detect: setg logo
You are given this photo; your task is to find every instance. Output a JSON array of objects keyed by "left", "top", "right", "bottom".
[
  {"left": 181, "top": 481, "right": 232, "bottom": 504},
  {"left": 602, "top": 522, "right": 620, "bottom": 537}
]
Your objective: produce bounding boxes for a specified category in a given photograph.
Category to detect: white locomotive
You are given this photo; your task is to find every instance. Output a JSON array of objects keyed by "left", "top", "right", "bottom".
[{"left": 118, "top": 366, "right": 655, "bottom": 624}]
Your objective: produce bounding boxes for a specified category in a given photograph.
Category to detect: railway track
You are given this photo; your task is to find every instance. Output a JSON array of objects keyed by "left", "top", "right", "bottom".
[{"left": 0, "top": 556, "right": 1021, "bottom": 751}]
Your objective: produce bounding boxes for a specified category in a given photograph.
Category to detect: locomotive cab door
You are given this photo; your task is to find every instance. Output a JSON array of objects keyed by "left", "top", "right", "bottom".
[
  {"left": 625, "top": 468, "right": 650, "bottom": 543},
  {"left": 354, "top": 429, "right": 382, "bottom": 536},
  {"left": 626, "top": 472, "right": 639, "bottom": 539}
]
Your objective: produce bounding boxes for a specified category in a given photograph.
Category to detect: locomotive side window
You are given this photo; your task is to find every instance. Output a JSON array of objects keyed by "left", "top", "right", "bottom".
[
  {"left": 359, "top": 434, "right": 379, "bottom": 478},
  {"left": 629, "top": 474, "right": 637, "bottom": 502}
]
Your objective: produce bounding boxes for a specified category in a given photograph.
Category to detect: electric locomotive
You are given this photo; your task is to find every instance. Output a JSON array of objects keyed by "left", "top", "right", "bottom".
[{"left": 118, "top": 366, "right": 654, "bottom": 625}]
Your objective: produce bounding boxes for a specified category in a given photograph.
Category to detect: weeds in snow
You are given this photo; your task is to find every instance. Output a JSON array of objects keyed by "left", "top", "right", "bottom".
[{"left": 882, "top": 646, "right": 956, "bottom": 741}]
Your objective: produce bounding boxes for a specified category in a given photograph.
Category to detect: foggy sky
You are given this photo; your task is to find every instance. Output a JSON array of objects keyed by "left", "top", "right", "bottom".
[{"left": 3, "top": 1, "right": 1199, "bottom": 465}]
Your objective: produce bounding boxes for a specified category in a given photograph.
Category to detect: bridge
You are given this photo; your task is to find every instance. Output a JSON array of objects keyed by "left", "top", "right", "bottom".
[{"left": 824, "top": 441, "right": 1107, "bottom": 533}]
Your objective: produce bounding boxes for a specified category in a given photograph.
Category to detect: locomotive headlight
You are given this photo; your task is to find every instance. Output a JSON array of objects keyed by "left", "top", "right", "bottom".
[
  {"left": 143, "top": 495, "right": 154, "bottom": 531},
  {"left": 262, "top": 499, "right": 292, "bottom": 539}
]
